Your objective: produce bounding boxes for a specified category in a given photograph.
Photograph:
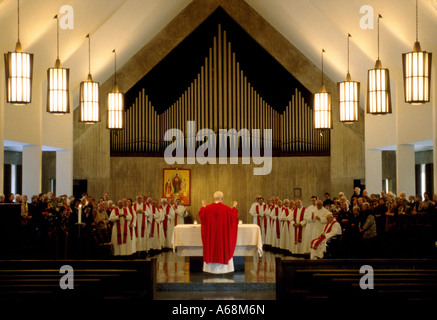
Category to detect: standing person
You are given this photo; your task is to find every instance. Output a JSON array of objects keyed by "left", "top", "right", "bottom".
[
  {"left": 198, "top": 191, "right": 238, "bottom": 274},
  {"left": 148, "top": 200, "right": 164, "bottom": 251},
  {"left": 310, "top": 200, "right": 329, "bottom": 241},
  {"left": 109, "top": 200, "right": 135, "bottom": 257},
  {"left": 94, "top": 203, "right": 110, "bottom": 244},
  {"left": 291, "top": 200, "right": 311, "bottom": 254},
  {"left": 359, "top": 202, "right": 377, "bottom": 257},
  {"left": 269, "top": 200, "right": 282, "bottom": 249},
  {"left": 133, "top": 195, "right": 149, "bottom": 254},
  {"left": 249, "top": 197, "right": 266, "bottom": 243},
  {"left": 173, "top": 198, "right": 186, "bottom": 226},
  {"left": 279, "top": 199, "right": 292, "bottom": 253},
  {"left": 160, "top": 198, "right": 175, "bottom": 249}
]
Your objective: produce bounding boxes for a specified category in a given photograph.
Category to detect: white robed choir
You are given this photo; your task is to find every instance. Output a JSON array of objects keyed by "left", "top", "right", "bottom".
[
  {"left": 109, "top": 195, "right": 186, "bottom": 257},
  {"left": 249, "top": 196, "right": 342, "bottom": 259},
  {"left": 107, "top": 191, "right": 340, "bottom": 260}
]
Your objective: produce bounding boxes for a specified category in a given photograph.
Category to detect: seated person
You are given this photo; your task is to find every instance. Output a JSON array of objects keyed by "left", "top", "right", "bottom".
[{"left": 310, "top": 212, "right": 342, "bottom": 259}]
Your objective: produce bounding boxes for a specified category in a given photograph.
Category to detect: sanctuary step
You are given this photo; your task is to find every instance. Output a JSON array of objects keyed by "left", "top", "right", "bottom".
[{"left": 155, "top": 250, "right": 290, "bottom": 293}]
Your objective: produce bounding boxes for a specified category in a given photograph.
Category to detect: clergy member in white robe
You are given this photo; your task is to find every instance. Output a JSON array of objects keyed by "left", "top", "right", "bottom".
[
  {"left": 160, "top": 198, "right": 175, "bottom": 248},
  {"left": 133, "top": 195, "right": 149, "bottom": 253},
  {"left": 249, "top": 197, "right": 266, "bottom": 241},
  {"left": 109, "top": 200, "right": 136, "bottom": 256},
  {"left": 279, "top": 200, "right": 293, "bottom": 252},
  {"left": 261, "top": 199, "right": 270, "bottom": 244},
  {"left": 291, "top": 200, "right": 312, "bottom": 254},
  {"left": 173, "top": 198, "right": 186, "bottom": 226},
  {"left": 310, "top": 213, "right": 342, "bottom": 259},
  {"left": 310, "top": 200, "right": 330, "bottom": 240},
  {"left": 263, "top": 198, "right": 272, "bottom": 245},
  {"left": 269, "top": 200, "right": 282, "bottom": 248},
  {"left": 148, "top": 200, "right": 164, "bottom": 250}
]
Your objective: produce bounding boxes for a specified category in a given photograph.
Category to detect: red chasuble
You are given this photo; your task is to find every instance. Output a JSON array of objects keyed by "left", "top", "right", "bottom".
[{"left": 198, "top": 202, "right": 238, "bottom": 265}]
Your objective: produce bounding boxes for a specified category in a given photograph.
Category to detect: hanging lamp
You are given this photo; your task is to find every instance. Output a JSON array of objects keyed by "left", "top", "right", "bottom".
[
  {"left": 367, "top": 14, "right": 392, "bottom": 115},
  {"left": 402, "top": 0, "right": 432, "bottom": 104},
  {"left": 47, "top": 15, "right": 70, "bottom": 114},
  {"left": 107, "top": 49, "right": 124, "bottom": 130},
  {"left": 4, "top": 0, "right": 33, "bottom": 105},
  {"left": 313, "top": 49, "right": 332, "bottom": 130},
  {"left": 79, "top": 34, "right": 100, "bottom": 123},
  {"left": 338, "top": 34, "right": 359, "bottom": 123}
]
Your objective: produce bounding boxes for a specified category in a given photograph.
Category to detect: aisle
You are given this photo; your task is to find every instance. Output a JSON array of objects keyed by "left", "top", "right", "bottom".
[{"left": 153, "top": 249, "right": 304, "bottom": 300}]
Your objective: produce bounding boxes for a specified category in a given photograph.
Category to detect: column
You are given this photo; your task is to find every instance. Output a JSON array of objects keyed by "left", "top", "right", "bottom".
[
  {"left": 22, "top": 145, "right": 42, "bottom": 196},
  {"left": 396, "top": 144, "right": 415, "bottom": 197},
  {"left": 56, "top": 149, "right": 73, "bottom": 196},
  {"left": 365, "top": 149, "right": 382, "bottom": 194}
]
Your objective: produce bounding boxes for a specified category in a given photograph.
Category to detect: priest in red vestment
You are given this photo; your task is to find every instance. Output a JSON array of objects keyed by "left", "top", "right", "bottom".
[{"left": 198, "top": 191, "right": 239, "bottom": 274}]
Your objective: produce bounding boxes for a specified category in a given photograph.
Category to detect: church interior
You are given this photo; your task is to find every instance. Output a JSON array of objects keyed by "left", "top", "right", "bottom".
[{"left": 1, "top": 0, "right": 437, "bottom": 307}]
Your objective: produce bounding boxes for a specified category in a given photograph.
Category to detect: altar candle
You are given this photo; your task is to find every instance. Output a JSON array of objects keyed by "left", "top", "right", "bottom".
[{"left": 78, "top": 204, "right": 82, "bottom": 224}]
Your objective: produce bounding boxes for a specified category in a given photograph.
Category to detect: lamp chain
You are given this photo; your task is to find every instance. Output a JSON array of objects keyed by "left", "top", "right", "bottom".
[
  {"left": 416, "top": 0, "right": 419, "bottom": 42},
  {"left": 87, "top": 34, "right": 91, "bottom": 74},
  {"left": 113, "top": 49, "right": 117, "bottom": 86},
  {"left": 17, "top": 0, "right": 20, "bottom": 42},
  {"left": 321, "top": 49, "right": 325, "bottom": 86}
]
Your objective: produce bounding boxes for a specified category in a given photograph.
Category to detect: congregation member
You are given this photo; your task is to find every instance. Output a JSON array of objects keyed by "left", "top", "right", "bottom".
[
  {"left": 359, "top": 202, "right": 377, "bottom": 257},
  {"left": 94, "top": 203, "right": 110, "bottom": 244}
]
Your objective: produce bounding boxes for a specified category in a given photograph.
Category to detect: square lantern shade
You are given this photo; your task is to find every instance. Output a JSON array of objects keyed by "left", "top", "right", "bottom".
[
  {"left": 402, "top": 50, "right": 432, "bottom": 104},
  {"left": 313, "top": 91, "right": 332, "bottom": 129},
  {"left": 79, "top": 78, "right": 100, "bottom": 123},
  {"left": 47, "top": 67, "right": 70, "bottom": 114},
  {"left": 367, "top": 66, "right": 392, "bottom": 114},
  {"left": 338, "top": 80, "right": 360, "bottom": 123},
  {"left": 107, "top": 91, "right": 124, "bottom": 130},
  {"left": 4, "top": 51, "right": 33, "bottom": 104}
]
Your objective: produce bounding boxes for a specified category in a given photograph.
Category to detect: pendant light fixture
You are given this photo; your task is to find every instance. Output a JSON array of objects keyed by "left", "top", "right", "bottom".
[
  {"left": 79, "top": 34, "right": 100, "bottom": 123},
  {"left": 402, "top": 0, "right": 432, "bottom": 104},
  {"left": 107, "top": 49, "right": 124, "bottom": 130},
  {"left": 4, "top": 0, "right": 33, "bottom": 105},
  {"left": 47, "top": 15, "right": 70, "bottom": 114},
  {"left": 313, "top": 49, "right": 332, "bottom": 130},
  {"left": 338, "top": 34, "right": 359, "bottom": 123},
  {"left": 367, "top": 14, "right": 392, "bottom": 115}
]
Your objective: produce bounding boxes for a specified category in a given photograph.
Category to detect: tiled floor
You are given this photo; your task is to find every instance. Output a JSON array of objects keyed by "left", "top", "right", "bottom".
[{"left": 154, "top": 249, "right": 303, "bottom": 300}]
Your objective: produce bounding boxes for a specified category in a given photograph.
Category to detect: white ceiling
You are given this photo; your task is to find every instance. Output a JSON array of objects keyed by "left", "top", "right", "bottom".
[{"left": 1, "top": 0, "right": 436, "bottom": 110}]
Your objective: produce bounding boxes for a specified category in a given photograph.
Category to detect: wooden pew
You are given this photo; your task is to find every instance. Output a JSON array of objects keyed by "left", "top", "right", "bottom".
[
  {"left": 0, "top": 258, "right": 156, "bottom": 301},
  {"left": 276, "top": 258, "right": 437, "bottom": 301}
]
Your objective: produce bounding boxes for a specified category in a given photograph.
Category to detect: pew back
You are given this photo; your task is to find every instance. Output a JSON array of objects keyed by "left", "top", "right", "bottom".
[{"left": 276, "top": 257, "right": 437, "bottom": 301}]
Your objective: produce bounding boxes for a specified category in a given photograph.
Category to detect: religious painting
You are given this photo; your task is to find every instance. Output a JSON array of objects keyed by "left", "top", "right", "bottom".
[{"left": 163, "top": 168, "right": 191, "bottom": 205}]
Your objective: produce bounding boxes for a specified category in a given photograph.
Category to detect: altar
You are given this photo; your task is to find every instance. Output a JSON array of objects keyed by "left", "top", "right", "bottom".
[{"left": 172, "top": 224, "right": 263, "bottom": 258}]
